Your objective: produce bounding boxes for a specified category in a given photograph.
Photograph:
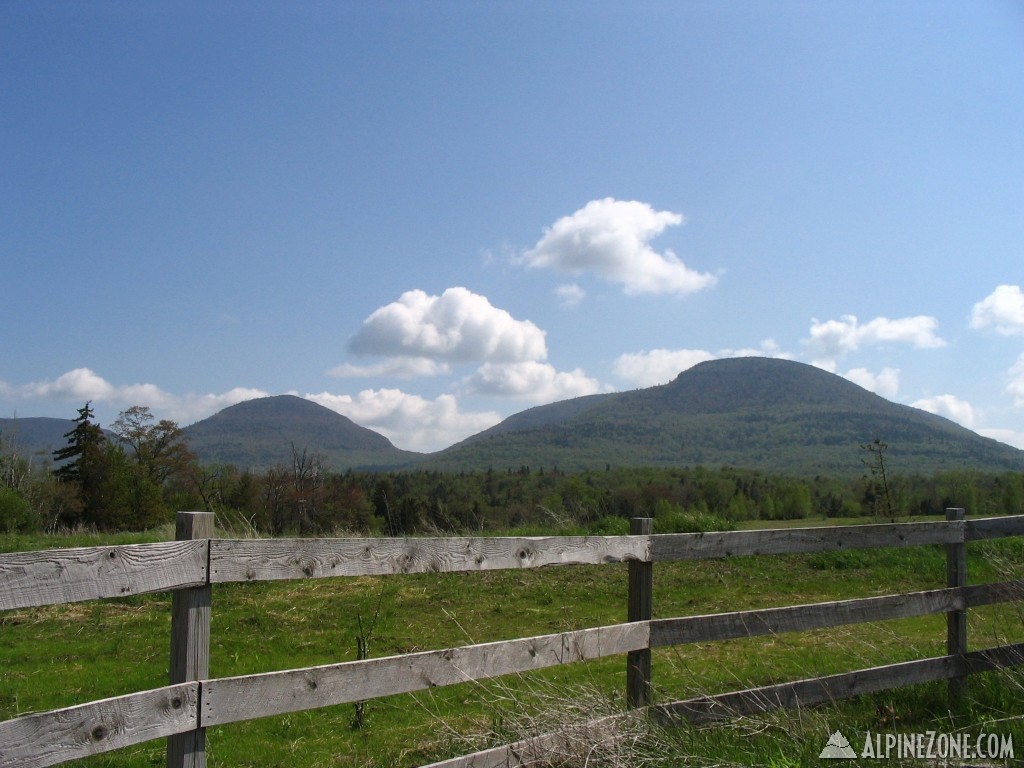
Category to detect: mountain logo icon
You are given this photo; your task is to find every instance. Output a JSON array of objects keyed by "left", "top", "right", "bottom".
[{"left": 819, "top": 730, "right": 857, "bottom": 759}]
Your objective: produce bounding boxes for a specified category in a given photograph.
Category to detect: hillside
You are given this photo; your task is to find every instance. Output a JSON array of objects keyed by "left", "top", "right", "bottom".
[
  {"left": 0, "top": 417, "right": 78, "bottom": 463},
  {"left": 181, "top": 395, "right": 422, "bottom": 470},
  {"left": 5, "top": 360, "right": 1022, "bottom": 477},
  {"left": 427, "top": 358, "right": 1024, "bottom": 476}
]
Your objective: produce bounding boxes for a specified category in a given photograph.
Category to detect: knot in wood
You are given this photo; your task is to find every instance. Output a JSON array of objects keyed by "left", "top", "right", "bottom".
[
  {"left": 91, "top": 724, "right": 108, "bottom": 741},
  {"left": 171, "top": 696, "right": 183, "bottom": 710},
  {"left": 306, "top": 677, "right": 318, "bottom": 691},
  {"left": 302, "top": 564, "right": 314, "bottom": 577},
  {"left": 107, "top": 550, "right": 117, "bottom": 560}
]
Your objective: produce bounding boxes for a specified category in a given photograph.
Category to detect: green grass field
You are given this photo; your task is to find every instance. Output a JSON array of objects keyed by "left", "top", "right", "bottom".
[{"left": 1, "top": 522, "right": 1022, "bottom": 766}]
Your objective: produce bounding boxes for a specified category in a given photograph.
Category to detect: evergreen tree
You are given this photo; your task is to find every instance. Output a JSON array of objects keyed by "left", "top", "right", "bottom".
[
  {"left": 53, "top": 402, "right": 105, "bottom": 483},
  {"left": 52, "top": 402, "right": 108, "bottom": 526}
]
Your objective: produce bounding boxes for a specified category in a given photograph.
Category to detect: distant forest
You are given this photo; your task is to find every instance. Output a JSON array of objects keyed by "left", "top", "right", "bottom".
[{"left": 2, "top": 404, "right": 1022, "bottom": 535}]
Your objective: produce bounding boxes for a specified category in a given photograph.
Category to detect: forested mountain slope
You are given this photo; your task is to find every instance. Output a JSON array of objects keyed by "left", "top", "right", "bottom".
[
  {"left": 428, "top": 358, "right": 1024, "bottom": 476},
  {"left": 181, "top": 395, "right": 422, "bottom": 470}
]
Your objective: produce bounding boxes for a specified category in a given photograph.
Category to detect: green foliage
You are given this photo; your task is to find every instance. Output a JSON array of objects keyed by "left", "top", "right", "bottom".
[
  {"left": 0, "top": 487, "right": 36, "bottom": 533},
  {"left": 651, "top": 499, "right": 735, "bottom": 533},
  {"left": 6, "top": 399, "right": 1024, "bottom": 537}
]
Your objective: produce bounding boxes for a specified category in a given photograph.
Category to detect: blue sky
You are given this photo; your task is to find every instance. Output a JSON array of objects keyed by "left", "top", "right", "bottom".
[{"left": 3, "top": 1, "right": 1024, "bottom": 454}]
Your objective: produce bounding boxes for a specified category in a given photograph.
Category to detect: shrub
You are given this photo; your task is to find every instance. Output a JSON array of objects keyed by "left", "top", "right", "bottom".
[{"left": 0, "top": 487, "right": 38, "bottom": 533}]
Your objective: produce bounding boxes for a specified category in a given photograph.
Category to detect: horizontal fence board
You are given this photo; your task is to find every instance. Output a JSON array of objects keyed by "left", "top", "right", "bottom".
[
  {"left": 654, "top": 642, "right": 1024, "bottom": 726},
  {"left": 419, "top": 710, "right": 646, "bottom": 768},
  {"left": 963, "top": 579, "right": 1024, "bottom": 607},
  {"left": 966, "top": 515, "right": 1024, "bottom": 541},
  {"left": 210, "top": 535, "right": 647, "bottom": 582},
  {"left": 203, "top": 623, "right": 649, "bottom": 727},
  {"left": 0, "top": 683, "right": 198, "bottom": 768},
  {"left": 655, "top": 655, "right": 963, "bottom": 725},
  {"left": 650, "top": 587, "right": 964, "bottom": 647},
  {"left": 651, "top": 520, "right": 963, "bottom": 562},
  {"left": 419, "top": 644, "right": 1024, "bottom": 768},
  {"left": 0, "top": 541, "right": 208, "bottom": 611},
  {"left": 962, "top": 641, "right": 1024, "bottom": 673}
]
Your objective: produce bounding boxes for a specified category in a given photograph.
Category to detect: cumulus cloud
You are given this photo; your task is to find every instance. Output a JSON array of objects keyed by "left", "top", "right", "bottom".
[
  {"left": 465, "top": 361, "right": 608, "bottom": 403},
  {"left": 977, "top": 427, "right": 1024, "bottom": 451},
  {"left": 519, "top": 198, "right": 717, "bottom": 296},
  {"left": 912, "top": 394, "right": 977, "bottom": 429},
  {"left": 6, "top": 367, "right": 268, "bottom": 426},
  {"left": 844, "top": 367, "right": 900, "bottom": 399},
  {"left": 347, "top": 287, "right": 547, "bottom": 364},
  {"left": 804, "top": 314, "right": 945, "bottom": 368},
  {"left": 970, "top": 284, "right": 1024, "bottom": 335},
  {"left": 1009, "top": 353, "right": 1024, "bottom": 407},
  {"left": 329, "top": 358, "right": 450, "bottom": 379},
  {"left": 555, "top": 284, "right": 586, "bottom": 308},
  {"left": 306, "top": 388, "right": 501, "bottom": 452},
  {"left": 613, "top": 340, "right": 788, "bottom": 388},
  {"left": 614, "top": 349, "right": 717, "bottom": 387}
]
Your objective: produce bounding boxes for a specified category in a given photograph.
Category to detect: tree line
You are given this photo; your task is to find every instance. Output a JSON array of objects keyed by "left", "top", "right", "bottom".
[{"left": 1, "top": 402, "right": 1022, "bottom": 536}]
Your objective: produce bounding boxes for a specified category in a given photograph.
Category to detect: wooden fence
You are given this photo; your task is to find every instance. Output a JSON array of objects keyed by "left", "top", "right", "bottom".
[{"left": 1, "top": 509, "right": 1023, "bottom": 767}]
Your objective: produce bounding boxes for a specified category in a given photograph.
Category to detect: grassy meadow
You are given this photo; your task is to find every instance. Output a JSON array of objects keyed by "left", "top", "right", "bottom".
[{"left": 1, "top": 519, "right": 1023, "bottom": 767}]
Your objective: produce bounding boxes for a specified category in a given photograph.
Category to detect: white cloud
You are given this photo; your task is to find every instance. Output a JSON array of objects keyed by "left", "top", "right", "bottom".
[
  {"left": 977, "top": 427, "right": 1024, "bottom": 451},
  {"left": 804, "top": 314, "right": 945, "bottom": 367},
  {"left": 347, "top": 287, "right": 547, "bottom": 364},
  {"left": 329, "top": 358, "right": 450, "bottom": 379},
  {"left": 970, "top": 284, "right": 1024, "bottom": 335},
  {"left": 844, "top": 367, "right": 900, "bottom": 399},
  {"left": 7, "top": 367, "right": 268, "bottom": 426},
  {"left": 306, "top": 388, "right": 501, "bottom": 452},
  {"left": 555, "top": 283, "right": 586, "bottom": 308},
  {"left": 465, "top": 361, "right": 608, "bottom": 402},
  {"left": 27, "top": 368, "right": 116, "bottom": 401},
  {"left": 520, "top": 198, "right": 717, "bottom": 296},
  {"left": 614, "top": 349, "right": 717, "bottom": 387},
  {"left": 1009, "top": 353, "right": 1024, "bottom": 407},
  {"left": 912, "top": 394, "right": 977, "bottom": 429},
  {"left": 613, "top": 340, "right": 789, "bottom": 388}
]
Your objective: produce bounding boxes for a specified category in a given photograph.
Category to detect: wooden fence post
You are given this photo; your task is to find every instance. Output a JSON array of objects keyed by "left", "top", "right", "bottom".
[
  {"left": 946, "top": 507, "right": 967, "bottom": 706},
  {"left": 168, "top": 511, "right": 214, "bottom": 768},
  {"left": 627, "top": 517, "right": 653, "bottom": 709}
]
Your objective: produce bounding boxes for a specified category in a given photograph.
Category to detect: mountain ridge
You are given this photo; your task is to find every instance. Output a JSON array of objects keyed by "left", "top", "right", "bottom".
[
  {"left": 428, "top": 358, "right": 1023, "bottom": 476},
  {"left": 4, "top": 359, "right": 1022, "bottom": 477},
  {"left": 180, "top": 395, "right": 423, "bottom": 470}
]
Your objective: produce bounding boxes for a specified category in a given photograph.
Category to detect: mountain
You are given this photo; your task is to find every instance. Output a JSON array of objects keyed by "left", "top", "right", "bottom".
[
  {"left": 427, "top": 358, "right": 1024, "bottom": 477},
  {"left": 181, "top": 395, "right": 422, "bottom": 470},
  {"left": 0, "top": 417, "right": 77, "bottom": 464},
  {"left": 5, "top": 360, "right": 1023, "bottom": 477}
]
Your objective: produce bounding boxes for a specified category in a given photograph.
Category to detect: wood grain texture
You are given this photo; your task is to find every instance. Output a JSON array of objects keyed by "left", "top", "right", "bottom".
[
  {"left": 420, "top": 646, "right": 1024, "bottom": 767},
  {"left": 651, "top": 520, "right": 964, "bottom": 562},
  {"left": 626, "top": 518, "right": 653, "bottom": 709},
  {"left": 650, "top": 587, "right": 964, "bottom": 647},
  {"left": 946, "top": 508, "right": 968, "bottom": 703},
  {"left": 655, "top": 656, "right": 964, "bottom": 725},
  {"left": 0, "top": 684, "right": 197, "bottom": 768},
  {"left": 202, "top": 623, "right": 649, "bottom": 727},
  {"left": 0, "top": 541, "right": 208, "bottom": 611},
  {"left": 654, "top": 643, "right": 1024, "bottom": 726},
  {"left": 419, "top": 711, "right": 646, "bottom": 768},
  {"left": 167, "top": 512, "right": 214, "bottom": 768},
  {"left": 209, "top": 534, "right": 648, "bottom": 583},
  {"left": 966, "top": 514, "right": 1024, "bottom": 541},
  {"left": 963, "top": 579, "right": 1024, "bottom": 607}
]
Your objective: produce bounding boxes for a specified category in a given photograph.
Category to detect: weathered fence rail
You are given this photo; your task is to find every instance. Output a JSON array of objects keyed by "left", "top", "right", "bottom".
[{"left": 1, "top": 510, "right": 1022, "bottom": 768}]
